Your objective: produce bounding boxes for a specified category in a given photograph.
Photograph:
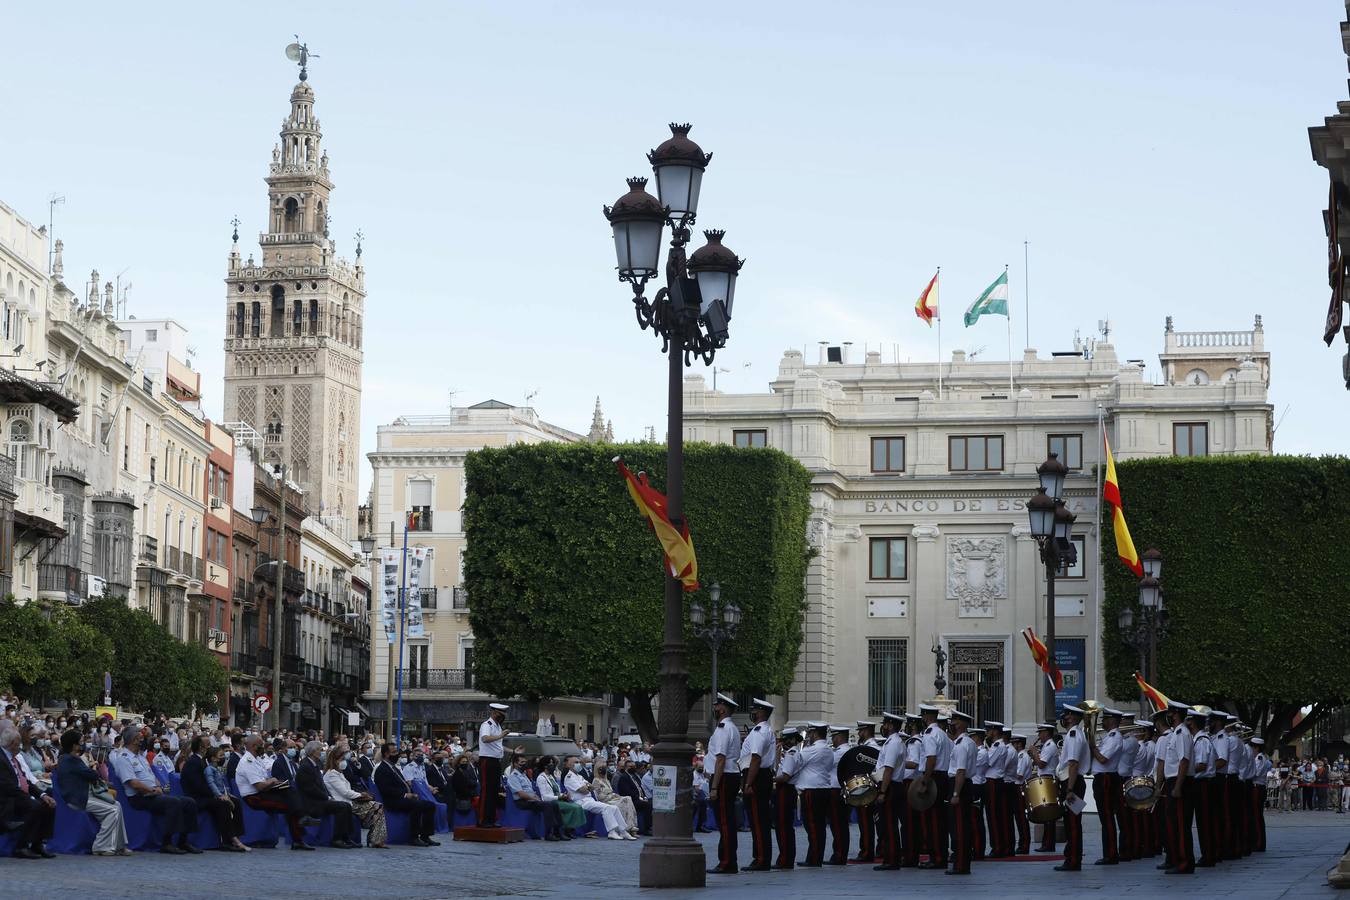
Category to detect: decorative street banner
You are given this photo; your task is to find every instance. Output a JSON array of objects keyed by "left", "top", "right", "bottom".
[
  {"left": 405, "top": 547, "right": 428, "bottom": 639},
  {"left": 1053, "top": 638, "right": 1086, "bottom": 711},
  {"left": 379, "top": 548, "right": 401, "bottom": 644}
]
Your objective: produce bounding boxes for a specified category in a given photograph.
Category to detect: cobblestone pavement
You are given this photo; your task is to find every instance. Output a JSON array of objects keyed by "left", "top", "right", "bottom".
[{"left": 0, "top": 811, "right": 1343, "bottom": 899}]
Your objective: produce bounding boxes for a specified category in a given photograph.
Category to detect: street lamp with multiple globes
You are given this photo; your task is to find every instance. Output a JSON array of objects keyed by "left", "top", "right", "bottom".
[
  {"left": 604, "top": 123, "right": 744, "bottom": 889},
  {"left": 1027, "top": 452, "right": 1076, "bottom": 724},
  {"left": 688, "top": 582, "right": 742, "bottom": 731},
  {"left": 1118, "top": 548, "right": 1169, "bottom": 713}
]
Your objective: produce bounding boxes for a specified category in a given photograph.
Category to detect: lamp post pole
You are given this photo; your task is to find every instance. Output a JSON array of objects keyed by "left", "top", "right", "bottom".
[
  {"left": 271, "top": 462, "right": 286, "bottom": 732},
  {"left": 1028, "top": 452, "right": 1072, "bottom": 726},
  {"left": 690, "top": 583, "right": 741, "bottom": 733},
  {"left": 604, "top": 123, "right": 744, "bottom": 889}
]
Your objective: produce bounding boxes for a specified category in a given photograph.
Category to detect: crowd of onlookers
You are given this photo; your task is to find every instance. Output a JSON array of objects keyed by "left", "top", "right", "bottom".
[{"left": 1266, "top": 755, "right": 1350, "bottom": 812}]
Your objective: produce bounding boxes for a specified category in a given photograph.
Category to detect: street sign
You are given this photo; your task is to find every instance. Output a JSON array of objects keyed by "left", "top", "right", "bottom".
[
  {"left": 289, "top": 701, "right": 302, "bottom": 713},
  {"left": 253, "top": 694, "right": 271, "bottom": 715}
]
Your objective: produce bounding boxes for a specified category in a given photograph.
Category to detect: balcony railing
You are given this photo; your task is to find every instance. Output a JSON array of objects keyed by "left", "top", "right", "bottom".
[
  {"left": 452, "top": 587, "right": 468, "bottom": 610},
  {"left": 139, "top": 535, "right": 159, "bottom": 565},
  {"left": 234, "top": 578, "right": 255, "bottom": 604},
  {"left": 408, "top": 507, "right": 432, "bottom": 532},
  {"left": 232, "top": 651, "right": 256, "bottom": 674},
  {"left": 166, "top": 546, "right": 181, "bottom": 573},
  {"left": 418, "top": 587, "right": 436, "bottom": 609},
  {"left": 398, "top": 668, "right": 473, "bottom": 690}
]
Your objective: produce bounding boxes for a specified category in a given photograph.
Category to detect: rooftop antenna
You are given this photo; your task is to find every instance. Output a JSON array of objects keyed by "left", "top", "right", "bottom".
[
  {"left": 115, "top": 268, "right": 131, "bottom": 319},
  {"left": 447, "top": 388, "right": 460, "bottom": 409},
  {"left": 524, "top": 389, "right": 538, "bottom": 407},
  {"left": 1097, "top": 318, "right": 1112, "bottom": 342},
  {"left": 712, "top": 366, "right": 730, "bottom": 391},
  {"left": 47, "top": 194, "right": 65, "bottom": 275},
  {"left": 966, "top": 345, "right": 986, "bottom": 360},
  {"left": 284, "top": 37, "right": 318, "bottom": 81}
]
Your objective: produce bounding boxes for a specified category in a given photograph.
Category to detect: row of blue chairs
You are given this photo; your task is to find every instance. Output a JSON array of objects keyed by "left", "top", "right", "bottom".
[{"left": 0, "top": 771, "right": 480, "bottom": 856}]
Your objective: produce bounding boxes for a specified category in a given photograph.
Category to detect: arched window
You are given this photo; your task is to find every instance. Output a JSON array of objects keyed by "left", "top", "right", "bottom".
[
  {"left": 1185, "top": 368, "right": 1210, "bottom": 386},
  {"left": 283, "top": 197, "right": 300, "bottom": 232},
  {"left": 251, "top": 301, "right": 261, "bottom": 337},
  {"left": 8, "top": 417, "right": 32, "bottom": 479},
  {"left": 235, "top": 301, "right": 245, "bottom": 337},
  {"left": 309, "top": 299, "right": 318, "bottom": 334},
  {"left": 316, "top": 201, "right": 325, "bottom": 235},
  {"left": 270, "top": 285, "right": 286, "bottom": 337},
  {"left": 293, "top": 298, "right": 303, "bottom": 335}
]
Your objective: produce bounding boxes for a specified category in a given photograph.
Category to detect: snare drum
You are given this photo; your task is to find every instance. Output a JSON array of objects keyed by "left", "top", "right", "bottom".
[
  {"left": 842, "top": 774, "right": 879, "bottom": 808},
  {"left": 1024, "top": 774, "right": 1061, "bottom": 824},
  {"left": 1123, "top": 775, "right": 1157, "bottom": 812}
]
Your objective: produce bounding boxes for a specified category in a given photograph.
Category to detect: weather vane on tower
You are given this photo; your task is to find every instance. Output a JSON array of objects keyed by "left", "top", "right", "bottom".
[{"left": 285, "top": 37, "right": 318, "bottom": 81}]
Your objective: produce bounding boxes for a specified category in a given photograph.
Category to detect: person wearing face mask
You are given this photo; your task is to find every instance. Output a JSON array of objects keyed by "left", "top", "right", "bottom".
[
  {"left": 109, "top": 725, "right": 201, "bottom": 855},
  {"left": 591, "top": 761, "right": 638, "bottom": 836},
  {"left": 450, "top": 753, "right": 478, "bottom": 814},
  {"left": 297, "top": 740, "right": 357, "bottom": 848},
  {"left": 507, "top": 753, "right": 564, "bottom": 840},
  {"left": 226, "top": 733, "right": 245, "bottom": 783},
  {"left": 400, "top": 749, "right": 428, "bottom": 786},
  {"left": 150, "top": 737, "right": 177, "bottom": 784},
  {"left": 323, "top": 747, "right": 387, "bottom": 848},
  {"left": 562, "top": 754, "right": 631, "bottom": 840},
  {"left": 374, "top": 741, "right": 438, "bottom": 846},
  {"left": 476, "top": 703, "right": 509, "bottom": 827},
  {"left": 424, "top": 752, "right": 450, "bottom": 800},
  {"left": 20, "top": 724, "right": 55, "bottom": 791},
  {"left": 615, "top": 761, "right": 652, "bottom": 836},
  {"left": 349, "top": 743, "right": 376, "bottom": 789},
  {"left": 56, "top": 727, "right": 131, "bottom": 856},
  {"left": 181, "top": 738, "right": 249, "bottom": 852},
  {"left": 0, "top": 720, "right": 57, "bottom": 859}
]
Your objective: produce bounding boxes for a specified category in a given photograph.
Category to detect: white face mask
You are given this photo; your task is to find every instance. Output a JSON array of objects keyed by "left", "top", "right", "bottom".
[
  {"left": 572, "top": 763, "right": 582, "bottom": 773},
  {"left": 338, "top": 760, "right": 348, "bottom": 771}
]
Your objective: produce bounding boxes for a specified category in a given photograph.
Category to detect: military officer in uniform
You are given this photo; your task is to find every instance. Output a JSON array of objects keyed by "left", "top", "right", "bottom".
[
  {"left": 476, "top": 702, "right": 509, "bottom": 827},
  {"left": 1158, "top": 699, "right": 1196, "bottom": 875},
  {"left": 1149, "top": 707, "right": 1171, "bottom": 861},
  {"left": 1089, "top": 707, "right": 1123, "bottom": 865},
  {"left": 983, "top": 722, "right": 1011, "bottom": 858},
  {"left": 900, "top": 713, "right": 925, "bottom": 866},
  {"left": 967, "top": 725, "right": 987, "bottom": 860},
  {"left": 1055, "top": 704, "right": 1090, "bottom": 872},
  {"left": 853, "top": 720, "right": 880, "bottom": 862},
  {"left": 1009, "top": 733, "right": 1032, "bottom": 855},
  {"left": 1031, "top": 722, "right": 1059, "bottom": 852},
  {"left": 1223, "top": 716, "right": 1247, "bottom": 858},
  {"left": 771, "top": 727, "right": 803, "bottom": 870},
  {"left": 1131, "top": 718, "right": 1158, "bottom": 858},
  {"left": 916, "top": 704, "right": 951, "bottom": 870},
  {"left": 739, "top": 698, "right": 777, "bottom": 872},
  {"left": 1189, "top": 706, "right": 1217, "bottom": 867},
  {"left": 946, "top": 709, "right": 977, "bottom": 875},
  {"left": 1115, "top": 717, "right": 1140, "bottom": 860},
  {"left": 795, "top": 722, "right": 833, "bottom": 867},
  {"left": 1248, "top": 736, "right": 1270, "bottom": 852},
  {"left": 873, "top": 712, "right": 906, "bottom": 870},
  {"left": 705, "top": 693, "right": 743, "bottom": 875},
  {"left": 825, "top": 725, "right": 851, "bottom": 865}
]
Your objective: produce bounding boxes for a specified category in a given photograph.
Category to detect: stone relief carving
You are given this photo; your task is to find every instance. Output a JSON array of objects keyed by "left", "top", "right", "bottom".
[{"left": 946, "top": 536, "right": 1007, "bottom": 618}]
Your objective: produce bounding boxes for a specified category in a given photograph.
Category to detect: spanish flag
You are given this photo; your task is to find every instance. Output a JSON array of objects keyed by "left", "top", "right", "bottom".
[
  {"left": 1021, "top": 627, "right": 1064, "bottom": 691},
  {"left": 1135, "top": 671, "right": 1170, "bottom": 712},
  {"left": 614, "top": 457, "right": 699, "bottom": 591},
  {"left": 1103, "top": 434, "right": 1143, "bottom": 576},
  {"left": 914, "top": 270, "right": 939, "bottom": 327}
]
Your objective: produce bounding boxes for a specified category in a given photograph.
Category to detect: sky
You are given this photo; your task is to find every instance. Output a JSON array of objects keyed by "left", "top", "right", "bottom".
[{"left": 3, "top": 1, "right": 1346, "bottom": 497}]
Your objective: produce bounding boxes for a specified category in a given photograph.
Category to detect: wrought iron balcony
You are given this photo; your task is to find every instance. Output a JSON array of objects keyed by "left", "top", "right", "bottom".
[
  {"left": 139, "top": 535, "right": 159, "bottom": 566},
  {"left": 452, "top": 586, "right": 469, "bottom": 610},
  {"left": 397, "top": 667, "right": 473, "bottom": 691}
]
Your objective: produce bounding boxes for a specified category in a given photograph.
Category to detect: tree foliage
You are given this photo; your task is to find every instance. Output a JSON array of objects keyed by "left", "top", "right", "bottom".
[
  {"left": 1101, "top": 455, "right": 1350, "bottom": 745},
  {"left": 0, "top": 599, "right": 112, "bottom": 705},
  {"left": 465, "top": 442, "right": 812, "bottom": 737},
  {"left": 76, "top": 596, "right": 224, "bottom": 716}
]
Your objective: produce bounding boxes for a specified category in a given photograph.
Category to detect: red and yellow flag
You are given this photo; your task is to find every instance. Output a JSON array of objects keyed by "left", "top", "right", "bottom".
[
  {"left": 615, "top": 457, "right": 699, "bottom": 591},
  {"left": 914, "top": 270, "right": 939, "bottom": 327},
  {"left": 1103, "top": 434, "right": 1143, "bottom": 577},
  {"left": 1021, "top": 627, "right": 1064, "bottom": 691},
  {"left": 1135, "top": 671, "right": 1170, "bottom": 712}
]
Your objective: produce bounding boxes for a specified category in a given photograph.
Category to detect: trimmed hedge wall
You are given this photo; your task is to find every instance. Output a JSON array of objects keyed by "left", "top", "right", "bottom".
[
  {"left": 464, "top": 442, "right": 812, "bottom": 702},
  {"left": 1101, "top": 455, "right": 1350, "bottom": 708}
]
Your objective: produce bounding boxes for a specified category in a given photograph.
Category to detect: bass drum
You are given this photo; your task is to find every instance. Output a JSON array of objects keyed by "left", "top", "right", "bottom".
[
  {"left": 1024, "top": 774, "right": 1061, "bottom": 824},
  {"left": 1123, "top": 775, "right": 1157, "bottom": 812},
  {"left": 837, "top": 745, "right": 880, "bottom": 808}
]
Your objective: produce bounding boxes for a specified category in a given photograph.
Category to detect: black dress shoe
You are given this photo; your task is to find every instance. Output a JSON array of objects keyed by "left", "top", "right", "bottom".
[
  {"left": 1053, "top": 863, "right": 1080, "bottom": 871},
  {"left": 179, "top": 843, "right": 203, "bottom": 855},
  {"left": 36, "top": 847, "right": 56, "bottom": 859},
  {"left": 946, "top": 868, "right": 970, "bottom": 875},
  {"left": 423, "top": 838, "right": 441, "bottom": 846},
  {"left": 917, "top": 860, "right": 941, "bottom": 869},
  {"left": 544, "top": 834, "right": 559, "bottom": 841},
  {"left": 706, "top": 865, "right": 738, "bottom": 874},
  {"left": 291, "top": 841, "right": 315, "bottom": 851},
  {"left": 160, "top": 844, "right": 186, "bottom": 855},
  {"left": 12, "top": 848, "right": 40, "bottom": 859},
  {"left": 1093, "top": 858, "right": 1118, "bottom": 865},
  {"left": 874, "top": 863, "right": 900, "bottom": 870},
  {"left": 798, "top": 861, "right": 822, "bottom": 867},
  {"left": 772, "top": 863, "right": 793, "bottom": 870},
  {"left": 743, "top": 864, "right": 772, "bottom": 872}
]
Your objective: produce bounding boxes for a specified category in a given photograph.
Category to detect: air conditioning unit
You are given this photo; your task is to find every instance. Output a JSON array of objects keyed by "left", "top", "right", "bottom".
[
  {"left": 208, "top": 628, "right": 228, "bottom": 647},
  {"left": 210, "top": 497, "right": 225, "bottom": 510}
]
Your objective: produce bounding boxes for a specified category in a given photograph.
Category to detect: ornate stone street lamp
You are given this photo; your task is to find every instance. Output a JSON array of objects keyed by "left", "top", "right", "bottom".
[
  {"left": 604, "top": 124, "right": 744, "bottom": 889},
  {"left": 1028, "top": 452, "right": 1075, "bottom": 724},
  {"left": 689, "top": 582, "right": 741, "bottom": 731},
  {"left": 1118, "top": 548, "right": 1169, "bottom": 713}
]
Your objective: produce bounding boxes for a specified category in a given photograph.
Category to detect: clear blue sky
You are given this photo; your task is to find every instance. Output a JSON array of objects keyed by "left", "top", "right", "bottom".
[{"left": 3, "top": 2, "right": 1345, "bottom": 496}]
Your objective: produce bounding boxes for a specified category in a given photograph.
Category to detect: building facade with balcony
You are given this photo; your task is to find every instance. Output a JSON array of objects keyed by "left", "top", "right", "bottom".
[
  {"left": 364, "top": 400, "right": 622, "bottom": 742},
  {"left": 680, "top": 321, "right": 1272, "bottom": 733},
  {"left": 299, "top": 514, "right": 370, "bottom": 734},
  {"left": 202, "top": 421, "right": 234, "bottom": 662}
]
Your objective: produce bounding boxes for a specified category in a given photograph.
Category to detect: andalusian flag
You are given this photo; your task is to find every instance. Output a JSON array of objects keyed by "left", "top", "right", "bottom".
[
  {"left": 1135, "top": 671, "right": 1170, "bottom": 712},
  {"left": 614, "top": 457, "right": 699, "bottom": 591},
  {"left": 964, "top": 271, "right": 1009, "bottom": 326},
  {"left": 914, "top": 270, "right": 939, "bottom": 326},
  {"left": 1021, "top": 627, "right": 1064, "bottom": 691},
  {"left": 1103, "top": 435, "right": 1143, "bottom": 576}
]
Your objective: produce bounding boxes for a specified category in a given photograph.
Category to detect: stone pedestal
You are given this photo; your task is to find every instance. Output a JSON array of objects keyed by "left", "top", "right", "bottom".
[{"left": 1329, "top": 847, "right": 1350, "bottom": 888}]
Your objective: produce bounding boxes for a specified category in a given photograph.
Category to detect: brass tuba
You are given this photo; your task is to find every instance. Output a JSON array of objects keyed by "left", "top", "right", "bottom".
[{"left": 1056, "top": 700, "right": 1103, "bottom": 781}]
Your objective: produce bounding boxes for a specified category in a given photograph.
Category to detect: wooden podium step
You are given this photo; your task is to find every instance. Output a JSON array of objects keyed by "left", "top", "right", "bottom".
[{"left": 453, "top": 825, "right": 526, "bottom": 844}]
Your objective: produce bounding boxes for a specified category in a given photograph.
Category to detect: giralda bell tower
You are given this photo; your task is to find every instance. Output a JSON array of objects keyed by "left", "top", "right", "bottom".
[{"left": 223, "top": 43, "right": 364, "bottom": 539}]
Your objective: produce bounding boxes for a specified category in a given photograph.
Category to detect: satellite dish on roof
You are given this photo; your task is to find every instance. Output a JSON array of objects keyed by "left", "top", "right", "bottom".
[{"left": 285, "top": 42, "right": 303, "bottom": 62}]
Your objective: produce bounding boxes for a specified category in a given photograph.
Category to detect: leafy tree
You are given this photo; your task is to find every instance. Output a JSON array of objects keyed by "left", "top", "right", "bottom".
[
  {"left": 0, "top": 599, "right": 112, "bottom": 706},
  {"left": 465, "top": 442, "right": 812, "bottom": 741},
  {"left": 77, "top": 596, "right": 223, "bottom": 716},
  {"left": 1102, "top": 455, "right": 1350, "bottom": 749}
]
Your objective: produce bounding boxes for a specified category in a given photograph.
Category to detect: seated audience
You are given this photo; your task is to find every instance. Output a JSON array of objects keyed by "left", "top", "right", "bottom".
[
  {"left": 181, "top": 737, "right": 249, "bottom": 852},
  {"left": 56, "top": 728, "right": 130, "bottom": 856},
  {"left": 373, "top": 742, "right": 438, "bottom": 847},
  {"left": 0, "top": 720, "right": 56, "bottom": 859},
  {"left": 561, "top": 755, "right": 631, "bottom": 841},
  {"left": 323, "top": 748, "right": 387, "bottom": 848},
  {"left": 109, "top": 725, "right": 200, "bottom": 855},
  {"left": 616, "top": 760, "right": 653, "bottom": 835},
  {"left": 507, "top": 752, "right": 563, "bottom": 840},
  {"left": 297, "top": 740, "right": 357, "bottom": 848},
  {"left": 234, "top": 734, "right": 315, "bottom": 851},
  {"left": 591, "top": 762, "right": 639, "bottom": 835}
]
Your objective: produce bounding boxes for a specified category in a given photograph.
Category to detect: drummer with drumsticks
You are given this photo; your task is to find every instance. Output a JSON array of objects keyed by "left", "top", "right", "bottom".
[{"left": 1031, "top": 722, "right": 1059, "bottom": 852}]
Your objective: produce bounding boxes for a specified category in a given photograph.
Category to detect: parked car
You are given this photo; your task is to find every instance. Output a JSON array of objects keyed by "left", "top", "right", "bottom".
[{"left": 503, "top": 734, "right": 583, "bottom": 761}]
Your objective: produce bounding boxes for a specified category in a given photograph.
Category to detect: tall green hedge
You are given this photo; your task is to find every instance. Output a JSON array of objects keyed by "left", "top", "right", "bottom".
[
  {"left": 464, "top": 442, "right": 812, "bottom": 713},
  {"left": 1101, "top": 455, "right": 1350, "bottom": 738}
]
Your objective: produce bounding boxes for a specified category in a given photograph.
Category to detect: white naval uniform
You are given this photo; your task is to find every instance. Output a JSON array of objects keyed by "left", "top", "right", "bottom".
[
  {"left": 564, "top": 769, "right": 623, "bottom": 834},
  {"left": 703, "top": 717, "right": 742, "bottom": 777}
]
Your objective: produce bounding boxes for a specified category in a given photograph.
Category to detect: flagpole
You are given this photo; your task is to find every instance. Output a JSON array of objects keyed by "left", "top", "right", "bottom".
[
  {"left": 1023, "top": 240, "right": 1030, "bottom": 350},
  {"left": 1005, "top": 264, "right": 1013, "bottom": 396},
  {"left": 936, "top": 267, "right": 943, "bottom": 401},
  {"left": 1095, "top": 403, "right": 1106, "bottom": 709}
]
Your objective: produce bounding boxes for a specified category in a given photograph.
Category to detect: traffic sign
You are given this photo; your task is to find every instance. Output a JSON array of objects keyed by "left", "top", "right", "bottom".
[{"left": 253, "top": 694, "right": 271, "bottom": 715}]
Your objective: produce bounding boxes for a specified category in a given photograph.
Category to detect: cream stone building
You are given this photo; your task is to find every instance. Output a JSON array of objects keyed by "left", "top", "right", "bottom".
[
  {"left": 681, "top": 319, "right": 1272, "bottom": 733},
  {"left": 222, "top": 69, "right": 364, "bottom": 539},
  {"left": 364, "top": 401, "right": 626, "bottom": 742}
]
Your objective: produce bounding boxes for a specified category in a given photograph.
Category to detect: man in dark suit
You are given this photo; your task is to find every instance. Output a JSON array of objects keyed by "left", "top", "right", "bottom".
[
  {"left": 349, "top": 742, "right": 375, "bottom": 790},
  {"left": 225, "top": 733, "right": 244, "bottom": 784},
  {"left": 424, "top": 752, "right": 451, "bottom": 800},
  {"left": 272, "top": 737, "right": 300, "bottom": 785},
  {"left": 0, "top": 722, "right": 55, "bottom": 859},
  {"left": 374, "top": 742, "right": 438, "bottom": 846},
  {"left": 296, "top": 742, "right": 356, "bottom": 848},
  {"left": 616, "top": 760, "right": 653, "bottom": 835}
]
